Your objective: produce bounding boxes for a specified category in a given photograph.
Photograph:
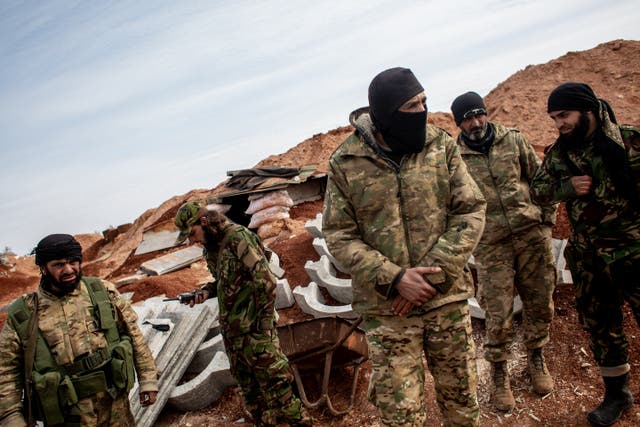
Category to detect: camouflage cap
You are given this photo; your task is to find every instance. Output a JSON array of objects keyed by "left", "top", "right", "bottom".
[{"left": 174, "top": 201, "right": 204, "bottom": 245}]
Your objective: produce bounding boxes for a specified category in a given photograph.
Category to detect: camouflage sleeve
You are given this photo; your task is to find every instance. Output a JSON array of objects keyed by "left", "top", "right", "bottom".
[
  {"left": 518, "top": 134, "right": 557, "bottom": 224},
  {"left": 531, "top": 145, "right": 579, "bottom": 205},
  {"left": 233, "top": 231, "right": 276, "bottom": 330},
  {"left": 105, "top": 281, "right": 159, "bottom": 393},
  {"left": 323, "top": 160, "right": 403, "bottom": 299},
  {"left": 0, "top": 318, "right": 27, "bottom": 427},
  {"left": 422, "top": 138, "right": 486, "bottom": 291}
]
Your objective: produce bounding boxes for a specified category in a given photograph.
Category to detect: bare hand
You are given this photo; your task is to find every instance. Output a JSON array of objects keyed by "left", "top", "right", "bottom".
[
  {"left": 189, "top": 289, "right": 209, "bottom": 307},
  {"left": 391, "top": 295, "right": 415, "bottom": 316},
  {"left": 571, "top": 175, "right": 592, "bottom": 196},
  {"left": 140, "top": 391, "right": 157, "bottom": 406},
  {"left": 394, "top": 266, "right": 440, "bottom": 307}
]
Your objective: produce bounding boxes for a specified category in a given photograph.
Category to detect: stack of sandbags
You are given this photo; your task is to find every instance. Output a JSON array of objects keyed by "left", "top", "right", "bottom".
[{"left": 246, "top": 190, "right": 294, "bottom": 239}]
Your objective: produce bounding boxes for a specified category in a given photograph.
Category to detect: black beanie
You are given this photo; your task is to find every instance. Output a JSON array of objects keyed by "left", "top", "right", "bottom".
[
  {"left": 547, "top": 82, "right": 599, "bottom": 113},
  {"left": 368, "top": 67, "right": 424, "bottom": 130},
  {"left": 33, "top": 234, "right": 83, "bottom": 266},
  {"left": 451, "top": 91, "right": 487, "bottom": 126}
]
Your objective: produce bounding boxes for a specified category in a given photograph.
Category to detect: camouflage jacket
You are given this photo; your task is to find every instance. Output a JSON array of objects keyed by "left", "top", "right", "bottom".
[
  {"left": 322, "top": 108, "right": 486, "bottom": 315},
  {"left": 531, "top": 104, "right": 640, "bottom": 263},
  {"left": 0, "top": 278, "right": 158, "bottom": 427},
  {"left": 457, "top": 122, "right": 556, "bottom": 245},
  {"left": 203, "top": 222, "right": 277, "bottom": 337}
]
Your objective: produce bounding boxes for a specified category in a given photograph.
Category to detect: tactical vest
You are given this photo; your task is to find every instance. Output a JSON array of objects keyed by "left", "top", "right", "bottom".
[{"left": 8, "top": 277, "right": 136, "bottom": 426}]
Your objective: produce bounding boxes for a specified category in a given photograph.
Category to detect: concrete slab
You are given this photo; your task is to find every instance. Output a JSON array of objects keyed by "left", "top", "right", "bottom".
[
  {"left": 304, "top": 213, "right": 323, "bottom": 238},
  {"left": 135, "top": 229, "right": 181, "bottom": 256},
  {"left": 468, "top": 295, "right": 523, "bottom": 320},
  {"left": 168, "top": 351, "right": 237, "bottom": 411},
  {"left": 293, "top": 282, "right": 357, "bottom": 319},
  {"left": 139, "top": 245, "right": 203, "bottom": 276},
  {"left": 130, "top": 300, "right": 216, "bottom": 427},
  {"left": 115, "top": 272, "right": 148, "bottom": 287},
  {"left": 304, "top": 256, "right": 352, "bottom": 304},
  {"left": 312, "top": 237, "right": 349, "bottom": 274},
  {"left": 275, "top": 278, "right": 295, "bottom": 309}
]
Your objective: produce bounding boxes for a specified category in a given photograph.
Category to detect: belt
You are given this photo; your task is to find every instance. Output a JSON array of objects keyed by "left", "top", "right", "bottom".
[{"left": 64, "top": 348, "right": 111, "bottom": 376}]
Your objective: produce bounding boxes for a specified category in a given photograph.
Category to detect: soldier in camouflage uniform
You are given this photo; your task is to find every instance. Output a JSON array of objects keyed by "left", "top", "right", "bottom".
[
  {"left": 0, "top": 234, "right": 158, "bottom": 427},
  {"left": 450, "top": 92, "right": 557, "bottom": 412},
  {"left": 531, "top": 82, "right": 640, "bottom": 426},
  {"left": 174, "top": 202, "right": 312, "bottom": 427},
  {"left": 322, "top": 67, "right": 486, "bottom": 427}
]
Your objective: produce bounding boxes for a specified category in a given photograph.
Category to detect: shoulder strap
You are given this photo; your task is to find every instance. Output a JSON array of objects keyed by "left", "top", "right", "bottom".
[
  {"left": 83, "top": 277, "right": 120, "bottom": 346},
  {"left": 8, "top": 293, "right": 39, "bottom": 427}
]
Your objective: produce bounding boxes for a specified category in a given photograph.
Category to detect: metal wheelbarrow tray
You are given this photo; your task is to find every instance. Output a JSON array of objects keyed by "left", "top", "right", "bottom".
[{"left": 276, "top": 316, "right": 368, "bottom": 415}]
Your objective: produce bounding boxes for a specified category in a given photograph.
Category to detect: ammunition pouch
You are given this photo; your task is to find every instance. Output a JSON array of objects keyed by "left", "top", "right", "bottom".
[
  {"left": 110, "top": 336, "right": 135, "bottom": 392},
  {"left": 33, "top": 370, "right": 65, "bottom": 425}
]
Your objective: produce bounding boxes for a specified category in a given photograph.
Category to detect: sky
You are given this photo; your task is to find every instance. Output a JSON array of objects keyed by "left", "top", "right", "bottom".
[{"left": 1, "top": 0, "right": 639, "bottom": 255}]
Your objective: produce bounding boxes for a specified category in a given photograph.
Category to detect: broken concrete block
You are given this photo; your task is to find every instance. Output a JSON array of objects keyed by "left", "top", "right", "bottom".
[
  {"left": 312, "top": 237, "right": 349, "bottom": 274},
  {"left": 293, "top": 282, "right": 357, "bottom": 319},
  {"left": 468, "top": 295, "right": 522, "bottom": 320},
  {"left": 551, "top": 238, "right": 568, "bottom": 270},
  {"left": 130, "top": 300, "right": 216, "bottom": 427},
  {"left": 139, "top": 245, "right": 203, "bottom": 276},
  {"left": 305, "top": 256, "right": 352, "bottom": 304},
  {"left": 168, "top": 351, "right": 237, "bottom": 411},
  {"left": 186, "top": 333, "right": 225, "bottom": 374},
  {"left": 267, "top": 249, "right": 285, "bottom": 278},
  {"left": 275, "top": 278, "right": 295, "bottom": 309},
  {"left": 304, "top": 213, "right": 323, "bottom": 238}
]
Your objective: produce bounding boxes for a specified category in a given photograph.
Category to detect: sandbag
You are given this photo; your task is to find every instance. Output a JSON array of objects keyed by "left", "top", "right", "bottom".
[
  {"left": 257, "top": 219, "right": 289, "bottom": 239},
  {"left": 248, "top": 206, "right": 290, "bottom": 229},
  {"left": 245, "top": 190, "right": 293, "bottom": 215}
]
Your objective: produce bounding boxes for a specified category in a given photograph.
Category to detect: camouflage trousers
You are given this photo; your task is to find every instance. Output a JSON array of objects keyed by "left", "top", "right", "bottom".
[
  {"left": 567, "top": 247, "right": 640, "bottom": 371},
  {"left": 363, "top": 301, "right": 479, "bottom": 427},
  {"left": 225, "top": 329, "right": 311, "bottom": 427},
  {"left": 58, "top": 391, "right": 134, "bottom": 426},
  {"left": 475, "top": 225, "right": 556, "bottom": 362}
]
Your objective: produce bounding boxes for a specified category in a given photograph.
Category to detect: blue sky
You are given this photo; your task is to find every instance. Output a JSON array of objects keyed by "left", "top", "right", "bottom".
[{"left": 1, "top": 0, "right": 639, "bottom": 255}]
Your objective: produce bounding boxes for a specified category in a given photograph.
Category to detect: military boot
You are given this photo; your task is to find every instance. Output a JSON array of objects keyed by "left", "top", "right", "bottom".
[
  {"left": 587, "top": 373, "right": 634, "bottom": 426},
  {"left": 527, "top": 347, "right": 554, "bottom": 395},
  {"left": 491, "top": 361, "right": 515, "bottom": 412}
]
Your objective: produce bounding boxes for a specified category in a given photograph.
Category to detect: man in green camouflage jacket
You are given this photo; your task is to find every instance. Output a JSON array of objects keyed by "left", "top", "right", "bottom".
[
  {"left": 174, "top": 202, "right": 312, "bottom": 427},
  {"left": 322, "top": 67, "right": 486, "bottom": 427},
  {"left": 531, "top": 82, "right": 640, "bottom": 427},
  {"left": 0, "top": 234, "right": 158, "bottom": 427},
  {"left": 451, "top": 91, "right": 557, "bottom": 412}
]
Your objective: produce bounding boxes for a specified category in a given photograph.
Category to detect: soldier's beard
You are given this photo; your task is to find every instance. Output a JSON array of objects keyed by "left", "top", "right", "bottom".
[
  {"left": 204, "top": 228, "right": 222, "bottom": 251},
  {"left": 42, "top": 268, "right": 82, "bottom": 295},
  {"left": 559, "top": 112, "right": 591, "bottom": 145},
  {"left": 465, "top": 125, "right": 487, "bottom": 141}
]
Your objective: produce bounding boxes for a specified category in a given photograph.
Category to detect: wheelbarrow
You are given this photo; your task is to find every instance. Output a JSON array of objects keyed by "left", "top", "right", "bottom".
[{"left": 276, "top": 316, "right": 368, "bottom": 415}]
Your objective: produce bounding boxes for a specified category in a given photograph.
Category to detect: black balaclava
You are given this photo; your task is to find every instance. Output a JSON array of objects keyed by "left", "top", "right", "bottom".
[
  {"left": 368, "top": 67, "right": 426, "bottom": 155},
  {"left": 34, "top": 234, "right": 83, "bottom": 295}
]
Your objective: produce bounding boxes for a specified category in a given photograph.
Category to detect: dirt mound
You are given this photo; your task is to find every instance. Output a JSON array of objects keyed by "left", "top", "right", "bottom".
[{"left": 2, "top": 40, "right": 639, "bottom": 426}]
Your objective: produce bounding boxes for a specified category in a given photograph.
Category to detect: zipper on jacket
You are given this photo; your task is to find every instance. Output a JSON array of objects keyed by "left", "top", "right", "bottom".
[{"left": 396, "top": 165, "right": 416, "bottom": 266}]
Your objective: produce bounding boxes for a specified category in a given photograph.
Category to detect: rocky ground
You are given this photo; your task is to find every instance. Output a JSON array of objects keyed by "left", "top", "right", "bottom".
[{"left": 1, "top": 39, "right": 640, "bottom": 426}]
